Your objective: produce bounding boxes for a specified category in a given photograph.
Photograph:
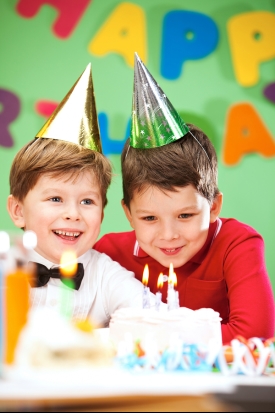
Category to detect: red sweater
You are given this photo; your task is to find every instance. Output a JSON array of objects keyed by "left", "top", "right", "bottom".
[{"left": 94, "top": 218, "right": 275, "bottom": 344}]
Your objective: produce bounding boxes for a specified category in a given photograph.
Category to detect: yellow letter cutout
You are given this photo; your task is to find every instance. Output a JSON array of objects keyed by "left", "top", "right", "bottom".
[
  {"left": 228, "top": 11, "right": 275, "bottom": 86},
  {"left": 89, "top": 2, "right": 147, "bottom": 67}
]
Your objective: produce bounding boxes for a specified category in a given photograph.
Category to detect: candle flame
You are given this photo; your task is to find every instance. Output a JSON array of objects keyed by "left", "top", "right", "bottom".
[
  {"left": 173, "top": 272, "right": 177, "bottom": 288},
  {"left": 157, "top": 273, "right": 164, "bottom": 290},
  {"left": 142, "top": 264, "right": 149, "bottom": 286},
  {"left": 60, "top": 250, "right": 78, "bottom": 278},
  {"left": 168, "top": 263, "right": 174, "bottom": 285}
]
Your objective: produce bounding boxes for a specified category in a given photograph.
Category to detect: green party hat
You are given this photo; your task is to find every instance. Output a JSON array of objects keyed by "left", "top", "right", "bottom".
[
  {"left": 36, "top": 63, "right": 102, "bottom": 153},
  {"left": 130, "top": 53, "right": 189, "bottom": 149}
]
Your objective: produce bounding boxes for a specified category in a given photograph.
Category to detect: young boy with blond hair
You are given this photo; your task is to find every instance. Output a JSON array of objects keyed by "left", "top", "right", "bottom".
[
  {"left": 7, "top": 64, "right": 153, "bottom": 327},
  {"left": 95, "top": 54, "right": 275, "bottom": 343}
]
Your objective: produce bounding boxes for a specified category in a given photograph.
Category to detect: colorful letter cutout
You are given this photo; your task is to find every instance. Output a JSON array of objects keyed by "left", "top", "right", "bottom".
[
  {"left": 228, "top": 11, "right": 275, "bottom": 87},
  {"left": 35, "top": 104, "right": 129, "bottom": 156},
  {"left": 223, "top": 103, "right": 275, "bottom": 165},
  {"left": 264, "top": 83, "right": 275, "bottom": 104},
  {"left": 98, "top": 113, "right": 130, "bottom": 156},
  {"left": 89, "top": 2, "right": 147, "bottom": 67},
  {"left": 35, "top": 100, "right": 58, "bottom": 117},
  {"left": 161, "top": 10, "right": 219, "bottom": 80},
  {"left": 0, "top": 89, "right": 21, "bottom": 148},
  {"left": 16, "top": 0, "right": 91, "bottom": 38}
]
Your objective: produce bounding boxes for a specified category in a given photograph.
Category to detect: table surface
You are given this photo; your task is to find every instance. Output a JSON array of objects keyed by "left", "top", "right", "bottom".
[
  {"left": 0, "top": 367, "right": 274, "bottom": 412},
  {"left": 0, "top": 368, "right": 275, "bottom": 398},
  {"left": 0, "top": 329, "right": 274, "bottom": 411}
]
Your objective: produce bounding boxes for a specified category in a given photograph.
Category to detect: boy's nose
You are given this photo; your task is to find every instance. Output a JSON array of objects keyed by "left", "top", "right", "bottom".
[
  {"left": 159, "top": 222, "right": 180, "bottom": 241},
  {"left": 63, "top": 203, "right": 81, "bottom": 221}
]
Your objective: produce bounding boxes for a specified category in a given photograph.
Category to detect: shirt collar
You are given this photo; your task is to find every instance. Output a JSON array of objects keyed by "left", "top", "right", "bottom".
[
  {"left": 28, "top": 249, "right": 91, "bottom": 269},
  {"left": 133, "top": 218, "right": 222, "bottom": 264}
]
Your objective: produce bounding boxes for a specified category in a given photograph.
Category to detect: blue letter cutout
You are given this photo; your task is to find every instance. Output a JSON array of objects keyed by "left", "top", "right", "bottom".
[
  {"left": 161, "top": 10, "right": 219, "bottom": 80},
  {"left": 99, "top": 113, "right": 130, "bottom": 156}
]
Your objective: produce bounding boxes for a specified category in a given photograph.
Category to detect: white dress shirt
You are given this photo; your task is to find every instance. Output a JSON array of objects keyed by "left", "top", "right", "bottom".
[{"left": 29, "top": 249, "right": 149, "bottom": 327}]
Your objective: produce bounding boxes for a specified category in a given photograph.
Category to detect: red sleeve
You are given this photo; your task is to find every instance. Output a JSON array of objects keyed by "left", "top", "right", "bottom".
[{"left": 222, "top": 233, "right": 275, "bottom": 344}]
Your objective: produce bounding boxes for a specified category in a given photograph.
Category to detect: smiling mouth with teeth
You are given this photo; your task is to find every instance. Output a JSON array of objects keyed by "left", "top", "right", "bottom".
[
  {"left": 53, "top": 230, "right": 81, "bottom": 239},
  {"left": 160, "top": 247, "right": 182, "bottom": 255}
]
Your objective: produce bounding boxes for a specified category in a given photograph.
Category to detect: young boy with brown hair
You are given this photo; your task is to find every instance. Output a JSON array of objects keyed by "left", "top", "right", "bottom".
[
  {"left": 95, "top": 54, "right": 275, "bottom": 343},
  {"left": 7, "top": 64, "right": 154, "bottom": 327}
]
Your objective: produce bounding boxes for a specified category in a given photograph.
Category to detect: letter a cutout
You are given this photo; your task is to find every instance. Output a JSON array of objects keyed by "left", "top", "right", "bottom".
[
  {"left": 89, "top": 2, "right": 147, "bottom": 67},
  {"left": 223, "top": 103, "right": 275, "bottom": 165}
]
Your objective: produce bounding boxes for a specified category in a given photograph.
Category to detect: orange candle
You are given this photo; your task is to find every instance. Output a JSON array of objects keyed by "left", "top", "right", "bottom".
[{"left": 4, "top": 265, "right": 30, "bottom": 365}]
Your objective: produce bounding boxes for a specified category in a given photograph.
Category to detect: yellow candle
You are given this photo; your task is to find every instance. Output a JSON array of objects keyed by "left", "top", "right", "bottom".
[{"left": 4, "top": 266, "right": 30, "bottom": 365}]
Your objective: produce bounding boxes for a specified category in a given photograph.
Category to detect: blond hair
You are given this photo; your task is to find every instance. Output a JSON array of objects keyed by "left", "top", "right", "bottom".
[{"left": 10, "top": 138, "right": 112, "bottom": 207}]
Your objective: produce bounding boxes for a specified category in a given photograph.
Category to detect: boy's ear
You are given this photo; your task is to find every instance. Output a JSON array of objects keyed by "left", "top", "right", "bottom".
[
  {"left": 121, "top": 200, "right": 135, "bottom": 229},
  {"left": 7, "top": 195, "right": 26, "bottom": 229},
  {"left": 210, "top": 192, "right": 223, "bottom": 223}
]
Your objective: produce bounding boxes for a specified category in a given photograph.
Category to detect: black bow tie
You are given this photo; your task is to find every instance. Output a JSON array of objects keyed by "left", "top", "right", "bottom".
[{"left": 30, "top": 262, "right": 84, "bottom": 290}]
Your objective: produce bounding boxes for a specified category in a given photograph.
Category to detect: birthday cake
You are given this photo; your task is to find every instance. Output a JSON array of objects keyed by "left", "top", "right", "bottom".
[
  {"left": 110, "top": 306, "right": 222, "bottom": 352},
  {"left": 14, "top": 308, "right": 114, "bottom": 370}
]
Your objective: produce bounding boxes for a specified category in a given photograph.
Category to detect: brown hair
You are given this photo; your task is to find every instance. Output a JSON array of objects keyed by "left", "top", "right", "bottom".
[
  {"left": 121, "top": 123, "right": 219, "bottom": 208},
  {"left": 10, "top": 138, "right": 112, "bottom": 207}
]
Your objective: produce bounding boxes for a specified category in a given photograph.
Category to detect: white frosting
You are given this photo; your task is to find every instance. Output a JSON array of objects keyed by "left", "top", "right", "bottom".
[
  {"left": 110, "top": 307, "right": 222, "bottom": 351},
  {"left": 111, "top": 307, "right": 221, "bottom": 323},
  {"left": 15, "top": 308, "right": 114, "bottom": 369}
]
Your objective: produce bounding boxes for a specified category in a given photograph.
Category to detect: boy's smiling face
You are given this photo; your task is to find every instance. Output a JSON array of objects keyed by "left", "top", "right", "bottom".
[
  {"left": 123, "top": 184, "right": 222, "bottom": 269},
  {"left": 8, "top": 171, "right": 103, "bottom": 264}
]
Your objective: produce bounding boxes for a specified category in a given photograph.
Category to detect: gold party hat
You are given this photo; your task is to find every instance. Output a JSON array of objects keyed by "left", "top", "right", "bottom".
[{"left": 36, "top": 64, "right": 102, "bottom": 153}]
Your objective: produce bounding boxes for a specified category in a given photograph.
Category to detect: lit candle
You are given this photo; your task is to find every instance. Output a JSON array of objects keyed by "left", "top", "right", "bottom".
[
  {"left": 174, "top": 288, "right": 180, "bottom": 310},
  {"left": 142, "top": 264, "right": 151, "bottom": 309},
  {"left": 167, "top": 263, "right": 179, "bottom": 311},
  {"left": 155, "top": 273, "right": 163, "bottom": 311},
  {"left": 60, "top": 250, "right": 77, "bottom": 319},
  {"left": 172, "top": 271, "right": 180, "bottom": 309}
]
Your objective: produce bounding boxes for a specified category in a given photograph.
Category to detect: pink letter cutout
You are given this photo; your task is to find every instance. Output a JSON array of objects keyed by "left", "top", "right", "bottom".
[{"left": 16, "top": 0, "right": 92, "bottom": 38}]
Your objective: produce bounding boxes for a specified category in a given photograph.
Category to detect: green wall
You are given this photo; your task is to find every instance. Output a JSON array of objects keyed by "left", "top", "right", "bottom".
[{"left": 0, "top": 0, "right": 275, "bottom": 295}]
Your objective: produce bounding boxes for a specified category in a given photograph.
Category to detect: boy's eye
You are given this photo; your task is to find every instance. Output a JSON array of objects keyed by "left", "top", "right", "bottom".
[
  {"left": 143, "top": 216, "right": 156, "bottom": 221},
  {"left": 81, "top": 199, "right": 93, "bottom": 205},
  {"left": 50, "top": 197, "right": 61, "bottom": 202},
  {"left": 179, "top": 213, "right": 192, "bottom": 219}
]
